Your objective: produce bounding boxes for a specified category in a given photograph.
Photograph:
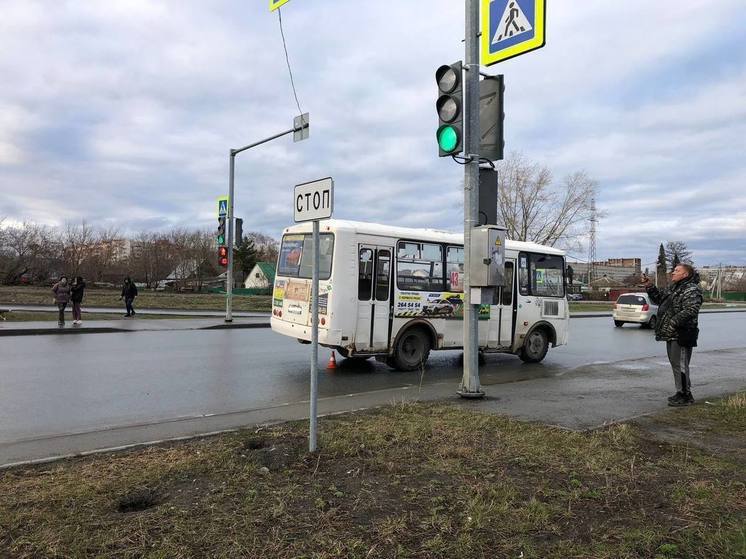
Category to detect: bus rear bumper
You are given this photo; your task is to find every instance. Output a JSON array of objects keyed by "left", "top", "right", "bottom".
[{"left": 270, "top": 317, "right": 342, "bottom": 346}]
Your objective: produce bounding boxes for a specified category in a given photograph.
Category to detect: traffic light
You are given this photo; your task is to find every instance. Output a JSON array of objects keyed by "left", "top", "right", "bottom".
[
  {"left": 218, "top": 246, "right": 228, "bottom": 267},
  {"left": 478, "top": 74, "right": 505, "bottom": 161},
  {"left": 217, "top": 216, "right": 226, "bottom": 246},
  {"left": 436, "top": 61, "right": 463, "bottom": 157}
]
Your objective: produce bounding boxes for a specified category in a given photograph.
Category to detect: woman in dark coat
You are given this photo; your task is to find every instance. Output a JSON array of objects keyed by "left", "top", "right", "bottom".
[
  {"left": 70, "top": 276, "right": 86, "bottom": 324},
  {"left": 52, "top": 276, "right": 71, "bottom": 326}
]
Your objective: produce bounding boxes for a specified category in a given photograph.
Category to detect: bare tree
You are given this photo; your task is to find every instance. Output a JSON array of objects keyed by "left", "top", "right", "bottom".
[
  {"left": 664, "top": 240, "right": 692, "bottom": 271},
  {"left": 0, "top": 222, "right": 59, "bottom": 284},
  {"left": 61, "top": 221, "right": 95, "bottom": 278},
  {"left": 249, "top": 232, "right": 279, "bottom": 264},
  {"left": 495, "top": 154, "right": 598, "bottom": 249}
]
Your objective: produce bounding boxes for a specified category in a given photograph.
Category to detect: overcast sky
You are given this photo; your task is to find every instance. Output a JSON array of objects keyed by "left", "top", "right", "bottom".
[{"left": 1, "top": 0, "right": 744, "bottom": 267}]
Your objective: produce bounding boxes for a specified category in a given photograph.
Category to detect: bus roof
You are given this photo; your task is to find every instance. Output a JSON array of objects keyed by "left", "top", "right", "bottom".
[{"left": 282, "top": 219, "right": 565, "bottom": 256}]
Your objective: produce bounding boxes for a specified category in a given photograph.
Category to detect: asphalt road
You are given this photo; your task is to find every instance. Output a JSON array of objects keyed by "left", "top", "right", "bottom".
[{"left": 1, "top": 313, "right": 745, "bottom": 465}]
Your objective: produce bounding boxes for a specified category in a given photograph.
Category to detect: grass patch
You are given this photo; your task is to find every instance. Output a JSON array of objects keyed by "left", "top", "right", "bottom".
[
  {"left": 1, "top": 400, "right": 744, "bottom": 558},
  {"left": 0, "top": 286, "right": 271, "bottom": 312}
]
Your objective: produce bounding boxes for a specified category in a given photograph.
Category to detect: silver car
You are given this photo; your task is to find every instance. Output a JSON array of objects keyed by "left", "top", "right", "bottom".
[{"left": 613, "top": 293, "right": 658, "bottom": 328}]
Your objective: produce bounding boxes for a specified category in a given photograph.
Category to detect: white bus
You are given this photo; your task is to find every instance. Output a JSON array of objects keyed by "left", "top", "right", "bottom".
[{"left": 270, "top": 220, "right": 568, "bottom": 370}]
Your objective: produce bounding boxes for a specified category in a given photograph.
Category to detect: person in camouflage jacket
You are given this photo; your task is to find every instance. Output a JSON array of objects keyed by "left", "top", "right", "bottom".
[{"left": 643, "top": 264, "right": 703, "bottom": 407}]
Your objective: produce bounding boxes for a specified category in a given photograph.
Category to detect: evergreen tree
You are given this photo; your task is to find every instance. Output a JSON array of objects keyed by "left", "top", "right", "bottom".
[
  {"left": 234, "top": 237, "right": 257, "bottom": 283},
  {"left": 657, "top": 243, "right": 666, "bottom": 270}
]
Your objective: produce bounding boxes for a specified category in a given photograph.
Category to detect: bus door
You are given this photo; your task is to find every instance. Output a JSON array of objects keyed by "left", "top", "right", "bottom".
[
  {"left": 488, "top": 260, "right": 515, "bottom": 349},
  {"left": 355, "top": 245, "right": 393, "bottom": 352}
]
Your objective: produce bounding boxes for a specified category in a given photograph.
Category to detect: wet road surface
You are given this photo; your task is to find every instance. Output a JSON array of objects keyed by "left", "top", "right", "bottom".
[{"left": 1, "top": 313, "right": 745, "bottom": 465}]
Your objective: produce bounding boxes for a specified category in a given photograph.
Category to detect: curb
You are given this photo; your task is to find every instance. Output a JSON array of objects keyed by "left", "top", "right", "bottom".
[
  {"left": 0, "top": 322, "right": 271, "bottom": 337},
  {"left": 0, "top": 327, "right": 129, "bottom": 337}
]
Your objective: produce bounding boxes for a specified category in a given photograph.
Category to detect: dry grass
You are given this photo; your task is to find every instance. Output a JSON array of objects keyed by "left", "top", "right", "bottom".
[
  {"left": 0, "top": 286, "right": 271, "bottom": 312},
  {"left": 1, "top": 397, "right": 744, "bottom": 558}
]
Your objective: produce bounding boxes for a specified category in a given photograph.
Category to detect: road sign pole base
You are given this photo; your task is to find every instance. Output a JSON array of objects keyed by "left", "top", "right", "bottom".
[
  {"left": 456, "top": 389, "right": 485, "bottom": 399},
  {"left": 224, "top": 318, "right": 233, "bottom": 323}
]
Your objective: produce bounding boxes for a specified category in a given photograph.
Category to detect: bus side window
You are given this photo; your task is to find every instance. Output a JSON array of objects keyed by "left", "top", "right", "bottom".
[
  {"left": 502, "top": 261, "right": 514, "bottom": 305},
  {"left": 518, "top": 254, "right": 529, "bottom": 295},
  {"left": 358, "top": 248, "right": 373, "bottom": 300},
  {"left": 375, "top": 249, "right": 391, "bottom": 301},
  {"left": 446, "top": 246, "right": 464, "bottom": 292},
  {"left": 396, "top": 242, "right": 444, "bottom": 291}
]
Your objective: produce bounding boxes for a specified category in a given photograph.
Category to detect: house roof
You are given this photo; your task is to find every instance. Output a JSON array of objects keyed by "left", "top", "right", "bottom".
[
  {"left": 589, "top": 275, "right": 625, "bottom": 288},
  {"left": 255, "top": 261, "right": 276, "bottom": 282}
]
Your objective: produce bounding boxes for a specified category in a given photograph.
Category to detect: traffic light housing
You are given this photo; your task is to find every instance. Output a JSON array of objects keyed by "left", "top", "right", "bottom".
[
  {"left": 218, "top": 246, "right": 228, "bottom": 267},
  {"left": 478, "top": 74, "right": 505, "bottom": 161},
  {"left": 235, "top": 218, "right": 243, "bottom": 247},
  {"left": 436, "top": 61, "right": 463, "bottom": 157},
  {"left": 217, "top": 216, "right": 226, "bottom": 246}
]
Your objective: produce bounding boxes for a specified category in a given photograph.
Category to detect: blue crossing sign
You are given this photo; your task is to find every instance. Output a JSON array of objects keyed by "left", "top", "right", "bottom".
[
  {"left": 481, "top": 0, "right": 546, "bottom": 66},
  {"left": 217, "top": 196, "right": 228, "bottom": 218}
]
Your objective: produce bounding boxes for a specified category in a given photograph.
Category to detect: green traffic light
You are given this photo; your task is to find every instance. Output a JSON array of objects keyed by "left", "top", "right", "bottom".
[
  {"left": 437, "top": 126, "right": 458, "bottom": 153},
  {"left": 217, "top": 235, "right": 225, "bottom": 245}
]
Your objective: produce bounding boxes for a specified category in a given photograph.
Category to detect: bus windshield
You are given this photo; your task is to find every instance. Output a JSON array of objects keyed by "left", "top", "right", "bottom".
[{"left": 278, "top": 233, "right": 334, "bottom": 280}]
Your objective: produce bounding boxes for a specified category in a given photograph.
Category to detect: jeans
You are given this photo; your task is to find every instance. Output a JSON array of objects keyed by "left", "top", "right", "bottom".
[
  {"left": 57, "top": 302, "right": 67, "bottom": 324},
  {"left": 125, "top": 298, "right": 135, "bottom": 315},
  {"left": 72, "top": 301, "right": 82, "bottom": 321}
]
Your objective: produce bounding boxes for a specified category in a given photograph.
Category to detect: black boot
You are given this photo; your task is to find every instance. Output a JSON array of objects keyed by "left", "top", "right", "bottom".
[
  {"left": 668, "top": 393, "right": 692, "bottom": 407},
  {"left": 683, "top": 392, "right": 695, "bottom": 404},
  {"left": 667, "top": 392, "right": 683, "bottom": 403}
]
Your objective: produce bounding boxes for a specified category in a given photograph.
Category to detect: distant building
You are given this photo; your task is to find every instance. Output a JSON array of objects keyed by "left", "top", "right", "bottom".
[
  {"left": 568, "top": 258, "right": 641, "bottom": 284},
  {"left": 699, "top": 265, "right": 746, "bottom": 291},
  {"left": 244, "top": 262, "right": 276, "bottom": 289},
  {"left": 81, "top": 238, "right": 132, "bottom": 262}
]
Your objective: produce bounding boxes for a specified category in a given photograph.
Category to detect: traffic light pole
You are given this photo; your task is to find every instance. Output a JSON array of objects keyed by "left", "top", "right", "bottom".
[
  {"left": 458, "top": 0, "right": 484, "bottom": 398},
  {"left": 226, "top": 151, "right": 236, "bottom": 322},
  {"left": 224, "top": 118, "right": 309, "bottom": 322}
]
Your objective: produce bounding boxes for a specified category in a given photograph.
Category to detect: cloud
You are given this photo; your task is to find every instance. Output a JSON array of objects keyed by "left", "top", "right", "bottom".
[{"left": 0, "top": 0, "right": 745, "bottom": 266}]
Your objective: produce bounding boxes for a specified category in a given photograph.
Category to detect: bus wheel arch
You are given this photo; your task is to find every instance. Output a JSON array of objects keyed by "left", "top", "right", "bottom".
[
  {"left": 389, "top": 320, "right": 435, "bottom": 371},
  {"left": 518, "top": 322, "right": 555, "bottom": 363}
]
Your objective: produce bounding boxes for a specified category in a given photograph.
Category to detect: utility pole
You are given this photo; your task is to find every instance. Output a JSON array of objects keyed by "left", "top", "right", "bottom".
[{"left": 458, "top": 0, "right": 484, "bottom": 398}]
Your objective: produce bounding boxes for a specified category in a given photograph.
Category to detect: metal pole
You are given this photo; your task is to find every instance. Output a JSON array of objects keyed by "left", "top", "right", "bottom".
[
  {"left": 459, "top": 0, "right": 484, "bottom": 398},
  {"left": 225, "top": 151, "right": 235, "bottom": 322},
  {"left": 309, "top": 219, "right": 320, "bottom": 452}
]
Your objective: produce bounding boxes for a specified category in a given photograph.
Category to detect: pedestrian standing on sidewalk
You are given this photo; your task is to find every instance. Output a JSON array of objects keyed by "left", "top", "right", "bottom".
[
  {"left": 121, "top": 276, "right": 138, "bottom": 317},
  {"left": 51, "top": 276, "right": 71, "bottom": 326},
  {"left": 70, "top": 276, "right": 86, "bottom": 325},
  {"left": 642, "top": 264, "right": 703, "bottom": 407}
]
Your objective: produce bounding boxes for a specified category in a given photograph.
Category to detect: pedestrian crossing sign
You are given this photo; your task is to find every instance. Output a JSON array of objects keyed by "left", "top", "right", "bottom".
[
  {"left": 217, "top": 196, "right": 228, "bottom": 217},
  {"left": 269, "top": 0, "right": 291, "bottom": 12},
  {"left": 481, "top": 0, "right": 546, "bottom": 66}
]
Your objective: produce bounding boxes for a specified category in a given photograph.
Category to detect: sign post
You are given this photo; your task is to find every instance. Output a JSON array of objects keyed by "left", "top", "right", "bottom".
[{"left": 294, "top": 177, "right": 334, "bottom": 452}]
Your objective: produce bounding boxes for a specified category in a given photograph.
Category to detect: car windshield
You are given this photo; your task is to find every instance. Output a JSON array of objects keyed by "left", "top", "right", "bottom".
[{"left": 617, "top": 295, "right": 646, "bottom": 305}]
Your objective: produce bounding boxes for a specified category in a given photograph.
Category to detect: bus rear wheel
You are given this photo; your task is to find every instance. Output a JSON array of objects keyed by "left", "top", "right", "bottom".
[
  {"left": 391, "top": 328, "right": 431, "bottom": 371},
  {"left": 519, "top": 329, "right": 549, "bottom": 363}
]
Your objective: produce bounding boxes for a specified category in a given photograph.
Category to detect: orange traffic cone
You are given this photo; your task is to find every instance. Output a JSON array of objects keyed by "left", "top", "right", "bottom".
[{"left": 326, "top": 351, "right": 338, "bottom": 370}]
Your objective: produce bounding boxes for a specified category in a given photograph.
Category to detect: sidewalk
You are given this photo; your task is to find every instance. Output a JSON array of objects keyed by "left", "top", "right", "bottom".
[
  {"left": 0, "top": 316, "right": 270, "bottom": 336},
  {"left": 0, "top": 303, "right": 268, "bottom": 317},
  {"left": 1, "top": 305, "right": 743, "bottom": 335}
]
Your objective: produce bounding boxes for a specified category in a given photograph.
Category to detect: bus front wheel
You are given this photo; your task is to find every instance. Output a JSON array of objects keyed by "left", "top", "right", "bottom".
[
  {"left": 391, "top": 328, "right": 431, "bottom": 371},
  {"left": 519, "top": 329, "right": 549, "bottom": 363}
]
